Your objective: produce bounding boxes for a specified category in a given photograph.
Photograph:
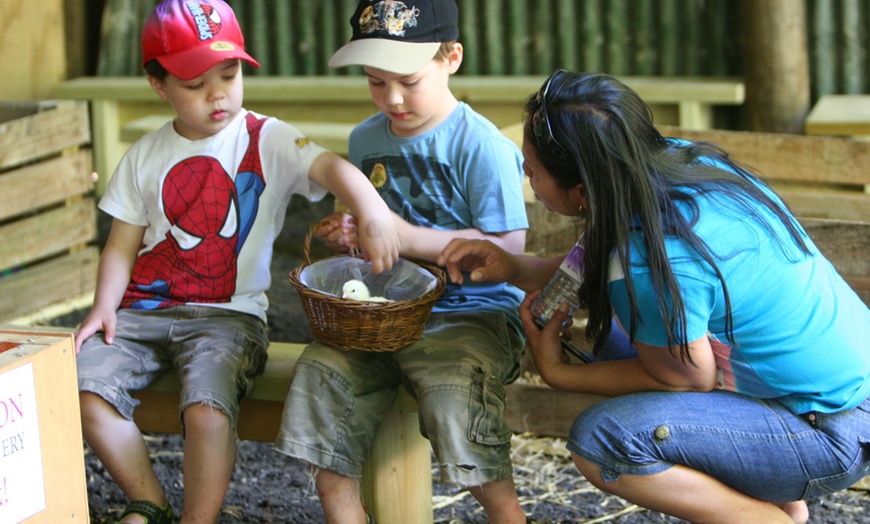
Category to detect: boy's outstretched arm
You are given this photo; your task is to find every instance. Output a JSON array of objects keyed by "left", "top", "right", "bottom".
[
  {"left": 75, "top": 218, "right": 145, "bottom": 353},
  {"left": 307, "top": 152, "right": 399, "bottom": 273},
  {"left": 395, "top": 217, "right": 527, "bottom": 264}
]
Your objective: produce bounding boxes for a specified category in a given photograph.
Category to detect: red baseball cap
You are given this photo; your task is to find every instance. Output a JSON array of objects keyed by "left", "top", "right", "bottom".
[{"left": 142, "top": 0, "right": 260, "bottom": 80}]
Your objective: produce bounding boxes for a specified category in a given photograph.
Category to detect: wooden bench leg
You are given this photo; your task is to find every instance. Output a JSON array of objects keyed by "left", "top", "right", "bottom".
[
  {"left": 89, "top": 99, "right": 123, "bottom": 195},
  {"left": 361, "top": 408, "right": 432, "bottom": 524}
]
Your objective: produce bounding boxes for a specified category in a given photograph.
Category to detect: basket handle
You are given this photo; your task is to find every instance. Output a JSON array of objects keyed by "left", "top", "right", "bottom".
[
  {"left": 303, "top": 218, "right": 363, "bottom": 266},
  {"left": 302, "top": 220, "right": 326, "bottom": 266}
]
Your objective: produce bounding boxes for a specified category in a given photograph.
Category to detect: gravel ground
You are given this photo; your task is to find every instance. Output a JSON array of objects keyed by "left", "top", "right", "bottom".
[{"left": 45, "top": 197, "right": 870, "bottom": 523}]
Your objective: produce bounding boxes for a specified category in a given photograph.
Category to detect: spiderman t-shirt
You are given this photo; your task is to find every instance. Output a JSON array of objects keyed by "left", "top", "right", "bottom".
[{"left": 99, "top": 110, "right": 328, "bottom": 322}]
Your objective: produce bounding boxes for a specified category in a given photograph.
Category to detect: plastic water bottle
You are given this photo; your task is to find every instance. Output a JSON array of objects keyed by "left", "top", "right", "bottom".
[{"left": 530, "top": 243, "right": 585, "bottom": 328}]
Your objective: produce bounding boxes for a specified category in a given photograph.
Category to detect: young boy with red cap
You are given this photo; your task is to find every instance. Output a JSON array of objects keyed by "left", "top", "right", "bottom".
[
  {"left": 275, "top": 1, "right": 530, "bottom": 522},
  {"left": 74, "top": 1, "right": 398, "bottom": 522}
]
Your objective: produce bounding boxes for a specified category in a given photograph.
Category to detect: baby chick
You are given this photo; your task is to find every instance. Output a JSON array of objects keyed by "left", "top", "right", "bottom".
[{"left": 341, "top": 279, "right": 393, "bottom": 302}]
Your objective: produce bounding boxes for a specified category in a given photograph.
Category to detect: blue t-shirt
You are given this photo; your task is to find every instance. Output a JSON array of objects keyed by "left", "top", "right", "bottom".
[
  {"left": 349, "top": 102, "right": 528, "bottom": 333},
  {"left": 608, "top": 149, "right": 870, "bottom": 414}
]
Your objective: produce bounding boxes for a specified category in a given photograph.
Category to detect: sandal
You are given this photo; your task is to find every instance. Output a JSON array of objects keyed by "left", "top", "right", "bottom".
[{"left": 117, "top": 500, "right": 174, "bottom": 524}]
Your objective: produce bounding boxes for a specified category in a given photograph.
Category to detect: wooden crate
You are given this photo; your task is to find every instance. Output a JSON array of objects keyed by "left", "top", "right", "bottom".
[
  {"left": 0, "top": 101, "right": 99, "bottom": 321},
  {"left": 0, "top": 326, "right": 89, "bottom": 522},
  {"left": 657, "top": 125, "right": 870, "bottom": 223}
]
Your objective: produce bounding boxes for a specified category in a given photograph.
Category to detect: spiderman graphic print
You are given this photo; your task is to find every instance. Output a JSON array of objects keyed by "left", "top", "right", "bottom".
[{"left": 122, "top": 114, "right": 267, "bottom": 309}]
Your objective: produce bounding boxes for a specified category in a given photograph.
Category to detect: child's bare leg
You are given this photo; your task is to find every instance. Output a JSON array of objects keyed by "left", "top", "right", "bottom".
[
  {"left": 573, "top": 453, "right": 804, "bottom": 524},
  {"left": 180, "top": 403, "right": 236, "bottom": 523},
  {"left": 467, "top": 477, "right": 526, "bottom": 524},
  {"left": 776, "top": 501, "right": 809, "bottom": 523},
  {"left": 79, "top": 391, "right": 167, "bottom": 523},
  {"left": 315, "top": 468, "right": 368, "bottom": 524}
]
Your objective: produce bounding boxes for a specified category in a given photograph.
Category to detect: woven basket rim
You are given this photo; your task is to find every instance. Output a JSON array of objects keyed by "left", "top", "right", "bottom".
[{"left": 287, "top": 220, "right": 446, "bottom": 351}]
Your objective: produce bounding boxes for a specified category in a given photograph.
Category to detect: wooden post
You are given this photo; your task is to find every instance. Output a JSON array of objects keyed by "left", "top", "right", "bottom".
[
  {"left": 360, "top": 390, "right": 433, "bottom": 524},
  {"left": 742, "top": 0, "right": 810, "bottom": 133}
]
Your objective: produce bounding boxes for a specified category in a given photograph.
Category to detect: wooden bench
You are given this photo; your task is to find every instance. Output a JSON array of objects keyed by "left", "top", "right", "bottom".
[
  {"left": 52, "top": 75, "right": 745, "bottom": 193},
  {"left": 803, "top": 94, "right": 870, "bottom": 197},
  {"left": 133, "top": 341, "right": 433, "bottom": 524},
  {"left": 118, "top": 115, "right": 355, "bottom": 158},
  {"left": 805, "top": 94, "right": 870, "bottom": 137}
]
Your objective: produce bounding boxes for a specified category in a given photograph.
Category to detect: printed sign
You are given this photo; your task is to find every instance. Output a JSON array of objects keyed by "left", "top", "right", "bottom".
[{"left": 0, "top": 363, "right": 46, "bottom": 522}]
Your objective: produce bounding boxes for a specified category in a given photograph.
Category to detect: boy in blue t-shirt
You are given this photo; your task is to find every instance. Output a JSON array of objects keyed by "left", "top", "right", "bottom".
[{"left": 275, "top": 1, "right": 530, "bottom": 522}]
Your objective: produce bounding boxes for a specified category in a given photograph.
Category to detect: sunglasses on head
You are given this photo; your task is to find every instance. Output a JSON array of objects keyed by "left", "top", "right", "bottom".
[{"left": 531, "top": 69, "right": 569, "bottom": 160}]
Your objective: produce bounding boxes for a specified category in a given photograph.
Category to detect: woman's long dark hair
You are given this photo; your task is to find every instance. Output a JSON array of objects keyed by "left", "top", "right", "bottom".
[{"left": 524, "top": 72, "right": 810, "bottom": 363}]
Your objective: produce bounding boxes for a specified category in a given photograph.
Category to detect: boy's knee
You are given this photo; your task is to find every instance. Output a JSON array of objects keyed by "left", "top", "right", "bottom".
[
  {"left": 79, "top": 390, "right": 118, "bottom": 421},
  {"left": 182, "top": 402, "right": 232, "bottom": 433}
]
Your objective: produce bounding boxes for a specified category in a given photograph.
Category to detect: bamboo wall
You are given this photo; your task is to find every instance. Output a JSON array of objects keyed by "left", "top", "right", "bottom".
[
  {"left": 808, "top": 0, "right": 870, "bottom": 96},
  {"left": 97, "top": 0, "right": 869, "bottom": 102}
]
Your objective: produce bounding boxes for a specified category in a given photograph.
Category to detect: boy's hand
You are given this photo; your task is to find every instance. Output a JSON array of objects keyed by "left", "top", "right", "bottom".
[
  {"left": 74, "top": 306, "right": 118, "bottom": 354},
  {"left": 314, "top": 211, "right": 400, "bottom": 273},
  {"left": 438, "top": 238, "right": 518, "bottom": 285},
  {"left": 313, "top": 213, "right": 359, "bottom": 254},
  {"left": 355, "top": 210, "right": 400, "bottom": 274}
]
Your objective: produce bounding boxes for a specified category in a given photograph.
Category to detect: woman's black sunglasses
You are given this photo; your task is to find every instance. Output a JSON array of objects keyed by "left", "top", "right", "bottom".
[{"left": 531, "top": 69, "right": 569, "bottom": 160}]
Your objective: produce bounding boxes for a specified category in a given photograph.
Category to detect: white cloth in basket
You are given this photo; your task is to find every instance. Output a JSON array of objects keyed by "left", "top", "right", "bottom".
[{"left": 299, "top": 257, "right": 438, "bottom": 302}]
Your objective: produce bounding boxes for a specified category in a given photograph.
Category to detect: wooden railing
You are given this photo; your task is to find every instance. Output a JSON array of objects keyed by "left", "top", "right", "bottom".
[{"left": 53, "top": 75, "right": 745, "bottom": 193}]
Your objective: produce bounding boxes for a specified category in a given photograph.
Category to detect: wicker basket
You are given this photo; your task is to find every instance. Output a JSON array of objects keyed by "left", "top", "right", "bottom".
[{"left": 288, "top": 223, "right": 446, "bottom": 352}]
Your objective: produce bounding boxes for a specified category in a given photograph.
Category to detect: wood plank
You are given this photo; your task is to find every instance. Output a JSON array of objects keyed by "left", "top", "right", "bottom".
[
  {"left": 805, "top": 94, "right": 870, "bottom": 136},
  {"left": 524, "top": 200, "right": 581, "bottom": 257},
  {"left": 0, "top": 149, "right": 93, "bottom": 221},
  {"left": 800, "top": 217, "right": 870, "bottom": 293},
  {"left": 120, "top": 116, "right": 355, "bottom": 157},
  {"left": 0, "top": 247, "right": 99, "bottom": 320},
  {"left": 54, "top": 75, "right": 746, "bottom": 105},
  {"left": 504, "top": 382, "right": 607, "bottom": 437},
  {"left": 55, "top": 76, "right": 744, "bottom": 194},
  {"left": 657, "top": 125, "right": 870, "bottom": 186},
  {"left": 6, "top": 291, "right": 94, "bottom": 327},
  {"left": 0, "top": 197, "right": 97, "bottom": 271},
  {"left": 0, "top": 101, "right": 91, "bottom": 171},
  {"left": 776, "top": 187, "right": 870, "bottom": 222},
  {"left": 118, "top": 114, "right": 173, "bottom": 142}
]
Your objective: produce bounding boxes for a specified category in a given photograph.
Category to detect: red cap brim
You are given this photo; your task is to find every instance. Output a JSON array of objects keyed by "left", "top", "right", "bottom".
[{"left": 157, "top": 41, "right": 260, "bottom": 80}]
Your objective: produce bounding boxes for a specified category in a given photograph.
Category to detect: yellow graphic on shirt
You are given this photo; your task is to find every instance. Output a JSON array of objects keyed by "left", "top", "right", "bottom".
[
  {"left": 369, "top": 163, "right": 387, "bottom": 188},
  {"left": 295, "top": 137, "right": 312, "bottom": 149}
]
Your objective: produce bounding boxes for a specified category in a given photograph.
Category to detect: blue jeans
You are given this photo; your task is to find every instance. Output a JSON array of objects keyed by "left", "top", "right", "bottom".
[{"left": 567, "top": 390, "right": 870, "bottom": 502}]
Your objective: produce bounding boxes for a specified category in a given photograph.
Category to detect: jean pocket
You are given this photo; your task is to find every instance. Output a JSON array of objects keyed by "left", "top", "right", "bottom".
[
  {"left": 466, "top": 367, "right": 512, "bottom": 446},
  {"left": 802, "top": 458, "right": 870, "bottom": 499}
]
